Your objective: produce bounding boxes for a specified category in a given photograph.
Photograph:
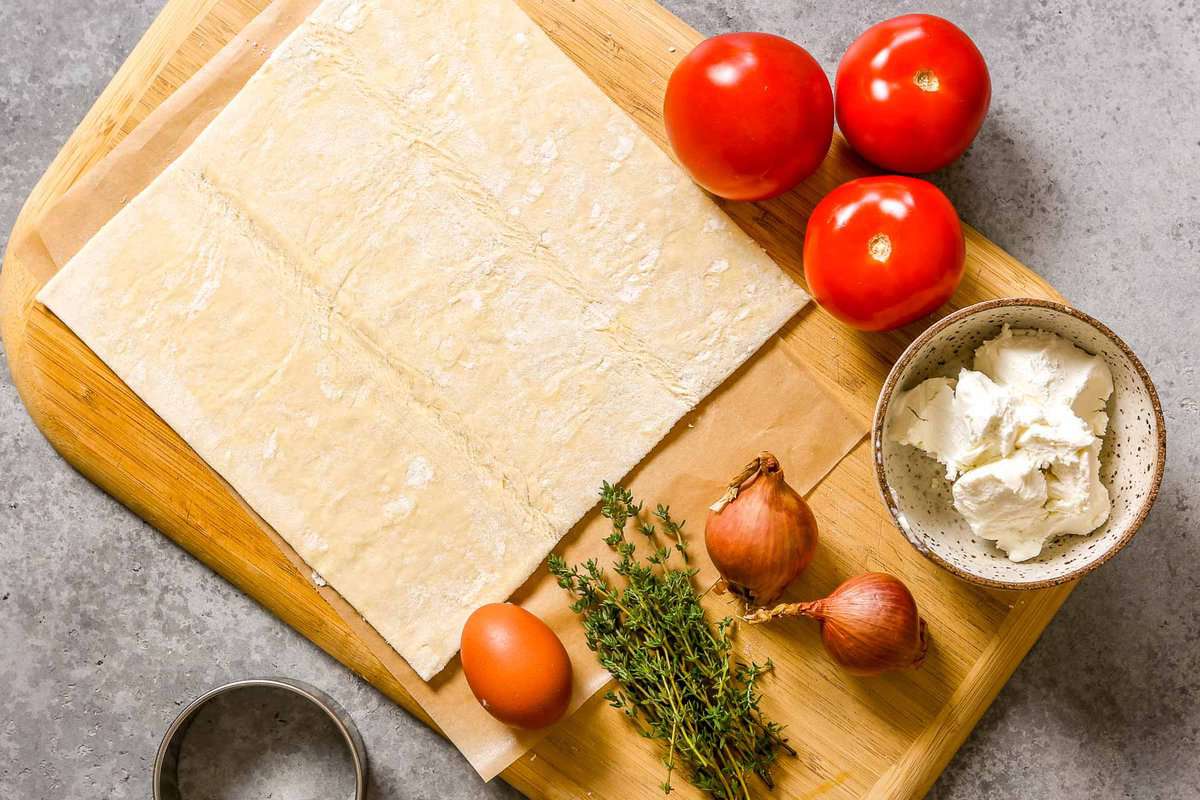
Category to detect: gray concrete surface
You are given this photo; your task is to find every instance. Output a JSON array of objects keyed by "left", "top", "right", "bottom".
[{"left": 0, "top": 0, "right": 1196, "bottom": 797}]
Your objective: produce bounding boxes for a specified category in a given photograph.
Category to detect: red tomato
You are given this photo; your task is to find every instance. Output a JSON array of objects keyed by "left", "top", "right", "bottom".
[
  {"left": 460, "top": 603, "right": 572, "bottom": 729},
  {"left": 664, "top": 33, "right": 834, "bottom": 201},
  {"left": 835, "top": 15, "right": 990, "bottom": 173},
  {"left": 803, "top": 176, "right": 965, "bottom": 331}
]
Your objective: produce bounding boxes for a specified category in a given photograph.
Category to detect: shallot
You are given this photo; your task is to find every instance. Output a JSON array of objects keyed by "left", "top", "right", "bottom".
[
  {"left": 747, "top": 572, "right": 927, "bottom": 675},
  {"left": 705, "top": 452, "right": 818, "bottom": 605}
]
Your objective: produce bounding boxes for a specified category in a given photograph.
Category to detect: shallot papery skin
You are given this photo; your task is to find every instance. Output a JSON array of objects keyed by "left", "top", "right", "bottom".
[
  {"left": 705, "top": 453, "right": 819, "bottom": 605},
  {"left": 748, "top": 572, "right": 928, "bottom": 676}
]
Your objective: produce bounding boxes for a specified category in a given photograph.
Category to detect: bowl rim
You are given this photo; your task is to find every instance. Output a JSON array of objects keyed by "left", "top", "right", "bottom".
[{"left": 872, "top": 297, "right": 1167, "bottom": 590}]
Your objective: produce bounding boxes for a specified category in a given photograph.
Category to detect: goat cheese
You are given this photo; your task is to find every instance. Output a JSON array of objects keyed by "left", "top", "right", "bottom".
[{"left": 889, "top": 326, "right": 1113, "bottom": 561}]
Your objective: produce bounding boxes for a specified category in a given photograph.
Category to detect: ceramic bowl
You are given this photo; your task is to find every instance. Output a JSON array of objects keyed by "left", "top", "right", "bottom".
[{"left": 873, "top": 298, "right": 1166, "bottom": 590}]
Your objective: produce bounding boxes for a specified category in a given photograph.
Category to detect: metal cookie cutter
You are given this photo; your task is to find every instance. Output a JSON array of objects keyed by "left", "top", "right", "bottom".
[{"left": 153, "top": 677, "right": 368, "bottom": 800}]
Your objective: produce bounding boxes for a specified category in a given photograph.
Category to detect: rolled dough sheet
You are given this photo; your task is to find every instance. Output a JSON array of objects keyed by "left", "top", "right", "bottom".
[{"left": 37, "top": 0, "right": 808, "bottom": 680}]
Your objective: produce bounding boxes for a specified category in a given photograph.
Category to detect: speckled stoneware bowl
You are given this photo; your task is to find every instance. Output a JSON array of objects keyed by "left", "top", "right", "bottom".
[{"left": 873, "top": 298, "right": 1166, "bottom": 590}]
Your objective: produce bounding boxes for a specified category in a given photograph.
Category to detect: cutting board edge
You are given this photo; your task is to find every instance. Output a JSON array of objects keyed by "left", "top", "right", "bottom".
[{"left": 0, "top": 1, "right": 1079, "bottom": 798}]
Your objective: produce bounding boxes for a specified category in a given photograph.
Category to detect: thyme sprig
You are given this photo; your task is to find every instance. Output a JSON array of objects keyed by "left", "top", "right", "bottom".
[{"left": 549, "top": 483, "right": 794, "bottom": 799}]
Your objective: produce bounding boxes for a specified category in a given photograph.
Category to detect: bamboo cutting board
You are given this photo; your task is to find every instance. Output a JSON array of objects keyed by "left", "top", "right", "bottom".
[{"left": 1, "top": 1, "right": 1074, "bottom": 798}]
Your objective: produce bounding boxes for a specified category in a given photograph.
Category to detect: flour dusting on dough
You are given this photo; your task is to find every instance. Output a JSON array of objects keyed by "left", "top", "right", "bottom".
[
  {"left": 262, "top": 429, "right": 279, "bottom": 460},
  {"left": 611, "top": 135, "right": 634, "bottom": 161},
  {"left": 384, "top": 494, "right": 414, "bottom": 519},
  {"left": 637, "top": 248, "right": 660, "bottom": 272},
  {"left": 335, "top": 1, "right": 369, "bottom": 33},
  {"left": 406, "top": 456, "right": 434, "bottom": 488}
]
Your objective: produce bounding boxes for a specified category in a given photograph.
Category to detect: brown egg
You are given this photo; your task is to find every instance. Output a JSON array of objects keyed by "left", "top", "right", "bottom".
[{"left": 460, "top": 603, "right": 572, "bottom": 729}]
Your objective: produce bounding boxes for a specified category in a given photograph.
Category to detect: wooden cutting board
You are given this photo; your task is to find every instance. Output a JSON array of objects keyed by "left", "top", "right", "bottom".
[{"left": 0, "top": 1, "right": 1075, "bottom": 798}]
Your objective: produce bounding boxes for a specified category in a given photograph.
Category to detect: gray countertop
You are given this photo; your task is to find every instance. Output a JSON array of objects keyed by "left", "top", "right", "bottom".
[{"left": 1, "top": 1, "right": 1196, "bottom": 798}]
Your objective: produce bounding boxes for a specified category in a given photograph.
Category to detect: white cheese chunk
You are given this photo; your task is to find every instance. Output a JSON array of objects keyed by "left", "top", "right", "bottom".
[
  {"left": 952, "top": 454, "right": 1050, "bottom": 562},
  {"left": 889, "top": 369, "right": 1018, "bottom": 480},
  {"left": 1044, "top": 440, "right": 1110, "bottom": 537},
  {"left": 974, "top": 325, "right": 1113, "bottom": 435},
  {"left": 889, "top": 376, "right": 959, "bottom": 478},
  {"left": 1016, "top": 404, "right": 1096, "bottom": 466},
  {"left": 890, "top": 325, "right": 1113, "bottom": 561}
]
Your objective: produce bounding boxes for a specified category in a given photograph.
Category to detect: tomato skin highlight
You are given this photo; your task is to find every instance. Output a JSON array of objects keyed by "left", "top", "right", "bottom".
[
  {"left": 460, "top": 603, "right": 573, "bottom": 729},
  {"left": 664, "top": 32, "right": 834, "bottom": 201},
  {"left": 835, "top": 14, "right": 990, "bottom": 173},
  {"left": 803, "top": 176, "right": 965, "bottom": 332}
]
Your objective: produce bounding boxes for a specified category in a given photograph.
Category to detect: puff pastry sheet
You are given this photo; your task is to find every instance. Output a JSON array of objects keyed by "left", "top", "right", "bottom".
[{"left": 38, "top": 0, "right": 808, "bottom": 679}]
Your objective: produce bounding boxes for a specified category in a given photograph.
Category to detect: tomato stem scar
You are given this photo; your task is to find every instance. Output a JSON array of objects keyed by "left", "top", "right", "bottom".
[
  {"left": 913, "top": 69, "right": 940, "bottom": 92},
  {"left": 868, "top": 233, "right": 893, "bottom": 263}
]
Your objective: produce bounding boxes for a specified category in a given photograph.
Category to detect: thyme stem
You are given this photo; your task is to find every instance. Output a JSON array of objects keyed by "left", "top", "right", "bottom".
[{"left": 549, "top": 483, "right": 793, "bottom": 799}]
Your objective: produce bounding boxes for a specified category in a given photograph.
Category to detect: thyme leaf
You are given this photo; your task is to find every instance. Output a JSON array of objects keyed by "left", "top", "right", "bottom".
[{"left": 549, "top": 483, "right": 794, "bottom": 799}]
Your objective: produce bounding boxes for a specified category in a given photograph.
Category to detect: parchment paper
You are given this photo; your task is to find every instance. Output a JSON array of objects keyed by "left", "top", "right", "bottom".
[{"left": 21, "top": 0, "right": 867, "bottom": 779}]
